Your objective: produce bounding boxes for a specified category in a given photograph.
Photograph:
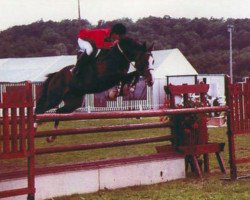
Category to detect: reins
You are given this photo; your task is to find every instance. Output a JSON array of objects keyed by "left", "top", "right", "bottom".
[
  {"left": 116, "top": 42, "right": 154, "bottom": 75},
  {"left": 117, "top": 43, "right": 135, "bottom": 67}
]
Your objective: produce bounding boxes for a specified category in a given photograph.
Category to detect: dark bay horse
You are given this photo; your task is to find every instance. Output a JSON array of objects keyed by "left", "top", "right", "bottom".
[{"left": 35, "top": 37, "right": 154, "bottom": 116}]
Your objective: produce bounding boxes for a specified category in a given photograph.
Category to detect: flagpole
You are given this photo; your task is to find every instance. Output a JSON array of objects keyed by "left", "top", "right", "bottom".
[
  {"left": 227, "top": 25, "right": 234, "bottom": 83},
  {"left": 77, "top": 0, "right": 81, "bottom": 28},
  {"left": 77, "top": 0, "right": 81, "bottom": 21}
]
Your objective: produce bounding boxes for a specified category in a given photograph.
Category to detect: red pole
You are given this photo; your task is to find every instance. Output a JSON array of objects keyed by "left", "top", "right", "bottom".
[
  {"left": 26, "top": 81, "right": 36, "bottom": 200},
  {"left": 3, "top": 94, "right": 10, "bottom": 153},
  {"left": 19, "top": 107, "right": 26, "bottom": 152},
  {"left": 11, "top": 108, "right": 18, "bottom": 152},
  {"left": 36, "top": 135, "right": 172, "bottom": 155},
  {"left": 36, "top": 106, "right": 228, "bottom": 123},
  {"left": 36, "top": 122, "right": 171, "bottom": 138}
]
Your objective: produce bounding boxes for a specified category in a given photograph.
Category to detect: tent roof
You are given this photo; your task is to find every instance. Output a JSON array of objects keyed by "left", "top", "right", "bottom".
[
  {"left": 152, "top": 49, "right": 198, "bottom": 78},
  {"left": 0, "top": 49, "right": 197, "bottom": 82},
  {"left": 0, "top": 56, "right": 77, "bottom": 82}
]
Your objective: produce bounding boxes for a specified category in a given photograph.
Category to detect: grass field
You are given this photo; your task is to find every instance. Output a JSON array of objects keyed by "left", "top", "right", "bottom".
[
  {"left": 51, "top": 176, "right": 250, "bottom": 200},
  {"left": 1, "top": 117, "right": 250, "bottom": 199}
]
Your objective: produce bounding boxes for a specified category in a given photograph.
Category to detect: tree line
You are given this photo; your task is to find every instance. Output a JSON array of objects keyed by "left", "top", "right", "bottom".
[{"left": 0, "top": 16, "right": 249, "bottom": 80}]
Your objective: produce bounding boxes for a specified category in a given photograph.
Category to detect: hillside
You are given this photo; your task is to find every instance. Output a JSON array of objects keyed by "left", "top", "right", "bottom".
[{"left": 0, "top": 16, "right": 249, "bottom": 80}]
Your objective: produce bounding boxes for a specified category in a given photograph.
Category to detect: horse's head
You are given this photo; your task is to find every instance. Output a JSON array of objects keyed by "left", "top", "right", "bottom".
[
  {"left": 117, "top": 37, "right": 154, "bottom": 87},
  {"left": 133, "top": 42, "right": 154, "bottom": 87}
]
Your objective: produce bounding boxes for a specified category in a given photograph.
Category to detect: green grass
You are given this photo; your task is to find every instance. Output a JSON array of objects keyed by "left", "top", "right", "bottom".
[
  {"left": 1, "top": 117, "right": 250, "bottom": 199},
  {"left": 34, "top": 118, "right": 170, "bottom": 167},
  {"left": 51, "top": 176, "right": 250, "bottom": 200}
]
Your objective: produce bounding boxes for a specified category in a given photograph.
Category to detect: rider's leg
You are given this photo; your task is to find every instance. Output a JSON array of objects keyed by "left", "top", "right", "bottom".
[
  {"left": 71, "top": 39, "right": 94, "bottom": 91},
  {"left": 78, "top": 38, "right": 93, "bottom": 55},
  {"left": 75, "top": 39, "right": 94, "bottom": 74}
]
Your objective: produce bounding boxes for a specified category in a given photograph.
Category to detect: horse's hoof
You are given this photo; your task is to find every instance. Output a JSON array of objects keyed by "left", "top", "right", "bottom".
[{"left": 46, "top": 136, "right": 57, "bottom": 143}]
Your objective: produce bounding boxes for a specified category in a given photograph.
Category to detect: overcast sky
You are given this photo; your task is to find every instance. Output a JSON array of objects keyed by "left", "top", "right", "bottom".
[{"left": 1, "top": 0, "right": 250, "bottom": 31}]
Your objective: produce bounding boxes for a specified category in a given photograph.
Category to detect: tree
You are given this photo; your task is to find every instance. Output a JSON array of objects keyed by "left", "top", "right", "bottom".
[{"left": 0, "top": 17, "right": 249, "bottom": 78}]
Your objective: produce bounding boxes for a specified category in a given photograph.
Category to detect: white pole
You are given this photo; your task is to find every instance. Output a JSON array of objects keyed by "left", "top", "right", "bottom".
[
  {"left": 77, "top": 0, "right": 81, "bottom": 21},
  {"left": 227, "top": 25, "right": 234, "bottom": 83}
]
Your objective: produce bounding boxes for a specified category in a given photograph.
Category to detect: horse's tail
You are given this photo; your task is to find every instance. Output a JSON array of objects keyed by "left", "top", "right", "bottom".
[{"left": 35, "top": 72, "right": 57, "bottom": 114}]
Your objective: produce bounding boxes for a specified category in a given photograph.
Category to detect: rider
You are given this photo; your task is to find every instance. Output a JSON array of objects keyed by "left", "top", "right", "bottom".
[{"left": 75, "top": 23, "right": 127, "bottom": 75}]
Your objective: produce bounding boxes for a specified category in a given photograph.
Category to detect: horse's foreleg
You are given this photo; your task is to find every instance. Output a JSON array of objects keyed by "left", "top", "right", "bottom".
[
  {"left": 123, "top": 71, "right": 140, "bottom": 85},
  {"left": 129, "top": 73, "right": 140, "bottom": 92},
  {"left": 117, "top": 81, "right": 125, "bottom": 96},
  {"left": 118, "top": 71, "right": 140, "bottom": 96}
]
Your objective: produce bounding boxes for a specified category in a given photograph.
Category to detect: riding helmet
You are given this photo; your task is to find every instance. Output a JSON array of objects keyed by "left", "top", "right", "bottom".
[{"left": 110, "top": 23, "right": 127, "bottom": 35}]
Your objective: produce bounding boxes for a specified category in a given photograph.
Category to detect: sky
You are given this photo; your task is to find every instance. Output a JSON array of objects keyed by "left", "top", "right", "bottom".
[{"left": 0, "top": 0, "right": 250, "bottom": 31}]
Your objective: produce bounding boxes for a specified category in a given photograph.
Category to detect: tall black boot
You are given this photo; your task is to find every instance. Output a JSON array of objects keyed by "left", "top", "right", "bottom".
[
  {"left": 74, "top": 52, "right": 92, "bottom": 76},
  {"left": 71, "top": 52, "right": 92, "bottom": 93}
]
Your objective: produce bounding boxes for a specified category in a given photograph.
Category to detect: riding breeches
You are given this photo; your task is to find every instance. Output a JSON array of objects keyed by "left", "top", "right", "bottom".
[{"left": 78, "top": 38, "right": 93, "bottom": 55}]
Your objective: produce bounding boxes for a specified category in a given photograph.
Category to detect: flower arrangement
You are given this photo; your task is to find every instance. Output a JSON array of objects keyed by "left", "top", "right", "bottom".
[{"left": 161, "top": 96, "right": 208, "bottom": 148}]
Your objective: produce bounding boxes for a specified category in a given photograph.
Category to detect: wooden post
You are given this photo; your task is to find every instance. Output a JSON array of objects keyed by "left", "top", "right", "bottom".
[{"left": 225, "top": 75, "right": 237, "bottom": 180}]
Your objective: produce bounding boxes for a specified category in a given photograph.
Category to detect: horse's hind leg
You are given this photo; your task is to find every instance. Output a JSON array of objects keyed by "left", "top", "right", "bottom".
[
  {"left": 40, "top": 92, "right": 64, "bottom": 142},
  {"left": 57, "top": 91, "right": 83, "bottom": 113},
  {"left": 47, "top": 92, "right": 79, "bottom": 143},
  {"left": 36, "top": 91, "right": 63, "bottom": 114},
  {"left": 47, "top": 91, "right": 83, "bottom": 143},
  {"left": 35, "top": 93, "right": 48, "bottom": 114},
  {"left": 36, "top": 91, "right": 64, "bottom": 142},
  {"left": 53, "top": 91, "right": 83, "bottom": 135}
]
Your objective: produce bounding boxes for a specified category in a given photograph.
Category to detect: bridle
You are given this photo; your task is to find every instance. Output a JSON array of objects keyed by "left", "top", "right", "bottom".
[
  {"left": 117, "top": 43, "right": 134, "bottom": 66},
  {"left": 116, "top": 43, "right": 154, "bottom": 75}
]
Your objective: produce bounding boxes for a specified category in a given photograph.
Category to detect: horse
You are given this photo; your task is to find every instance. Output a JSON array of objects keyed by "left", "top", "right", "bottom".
[
  {"left": 35, "top": 37, "right": 154, "bottom": 141},
  {"left": 35, "top": 37, "right": 154, "bottom": 142}
]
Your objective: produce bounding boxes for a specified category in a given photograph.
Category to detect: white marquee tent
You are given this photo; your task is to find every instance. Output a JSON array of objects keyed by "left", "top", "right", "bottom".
[
  {"left": 0, "top": 48, "right": 197, "bottom": 83},
  {"left": 150, "top": 49, "right": 198, "bottom": 108},
  {"left": 152, "top": 49, "right": 197, "bottom": 78},
  {"left": 0, "top": 56, "right": 77, "bottom": 82},
  {"left": 0, "top": 49, "right": 200, "bottom": 109}
]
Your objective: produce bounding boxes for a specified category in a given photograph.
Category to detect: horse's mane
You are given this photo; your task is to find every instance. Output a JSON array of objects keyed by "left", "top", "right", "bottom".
[
  {"left": 96, "top": 37, "right": 145, "bottom": 62},
  {"left": 95, "top": 38, "right": 141, "bottom": 62},
  {"left": 119, "top": 37, "right": 146, "bottom": 52}
]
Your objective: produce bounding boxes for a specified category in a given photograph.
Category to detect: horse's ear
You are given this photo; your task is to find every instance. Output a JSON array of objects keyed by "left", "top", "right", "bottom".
[
  {"left": 148, "top": 43, "right": 154, "bottom": 51},
  {"left": 142, "top": 42, "right": 147, "bottom": 50}
]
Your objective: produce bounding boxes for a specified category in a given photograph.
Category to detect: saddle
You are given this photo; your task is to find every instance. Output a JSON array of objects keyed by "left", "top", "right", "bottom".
[
  {"left": 75, "top": 47, "right": 110, "bottom": 73},
  {"left": 70, "top": 48, "right": 110, "bottom": 94}
]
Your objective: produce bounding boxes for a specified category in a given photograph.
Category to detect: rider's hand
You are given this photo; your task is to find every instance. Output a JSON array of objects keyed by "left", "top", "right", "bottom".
[{"left": 104, "top": 37, "right": 111, "bottom": 42}]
